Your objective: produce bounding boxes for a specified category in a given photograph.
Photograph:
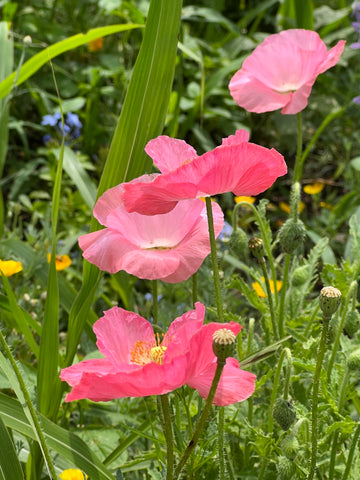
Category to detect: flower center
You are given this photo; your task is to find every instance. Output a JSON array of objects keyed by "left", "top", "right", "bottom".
[{"left": 130, "top": 333, "right": 167, "bottom": 365}]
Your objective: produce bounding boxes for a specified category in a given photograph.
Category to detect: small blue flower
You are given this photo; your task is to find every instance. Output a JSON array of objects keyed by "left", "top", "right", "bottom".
[
  {"left": 41, "top": 112, "right": 61, "bottom": 127},
  {"left": 353, "top": 95, "right": 360, "bottom": 105},
  {"left": 66, "top": 112, "right": 82, "bottom": 129},
  {"left": 218, "top": 222, "right": 233, "bottom": 244}
]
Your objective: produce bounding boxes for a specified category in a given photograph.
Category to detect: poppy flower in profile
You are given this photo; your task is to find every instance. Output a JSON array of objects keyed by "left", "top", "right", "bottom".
[
  {"left": 78, "top": 182, "right": 224, "bottom": 283},
  {"left": 123, "top": 129, "right": 287, "bottom": 215},
  {"left": 229, "top": 29, "right": 345, "bottom": 114},
  {"left": 60, "top": 302, "right": 256, "bottom": 406}
]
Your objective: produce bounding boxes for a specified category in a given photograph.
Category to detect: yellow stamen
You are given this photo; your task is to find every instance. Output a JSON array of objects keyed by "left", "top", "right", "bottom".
[{"left": 130, "top": 333, "right": 167, "bottom": 365}]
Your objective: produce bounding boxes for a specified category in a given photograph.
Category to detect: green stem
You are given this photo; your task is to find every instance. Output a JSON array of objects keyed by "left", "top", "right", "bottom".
[
  {"left": 233, "top": 201, "right": 278, "bottom": 303},
  {"left": 174, "top": 359, "right": 225, "bottom": 478},
  {"left": 152, "top": 279, "right": 159, "bottom": 325},
  {"left": 292, "top": 112, "right": 303, "bottom": 184},
  {"left": 205, "top": 197, "right": 224, "bottom": 322},
  {"left": 159, "top": 394, "right": 175, "bottom": 480},
  {"left": 0, "top": 329, "right": 57, "bottom": 479},
  {"left": 307, "top": 318, "right": 329, "bottom": 480},
  {"left": 260, "top": 262, "right": 278, "bottom": 339},
  {"left": 218, "top": 407, "right": 225, "bottom": 480},
  {"left": 278, "top": 253, "right": 291, "bottom": 337},
  {"left": 327, "top": 281, "right": 356, "bottom": 381},
  {"left": 328, "top": 430, "right": 339, "bottom": 480},
  {"left": 341, "top": 424, "right": 360, "bottom": 480}
]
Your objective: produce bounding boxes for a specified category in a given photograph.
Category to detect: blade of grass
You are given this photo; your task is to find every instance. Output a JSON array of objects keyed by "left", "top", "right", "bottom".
[
  {"left": 0, "top": 416, "right": 24, "bottom": 480},
  {"left": 0, "top": 393, "right": 116, "bottom": 480},
  {"left": 0, "top": 24, "right": 143, "bottom": 100},
  {"left": 65, "top": 0, "right": 183, "bottom": 369}
]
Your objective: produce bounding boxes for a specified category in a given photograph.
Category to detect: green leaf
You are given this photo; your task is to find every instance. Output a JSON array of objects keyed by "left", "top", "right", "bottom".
[
  {"left": 0, "top": 415, "right": 24, "bottom": 480},
  {"left": 0, "top": 24, "right": 143, "bottom": 100},
  {"left": 65, "top": 0, "right": 183, "bottom": 368},
  {"left": 0, "top": 393, "right": 115, "bottom": 480},
  {"left": 55, "top": 146, "right": 97, "bottom": 209},
  {"left": 239, "top": 336, "right": 292, "bottom": 367}
]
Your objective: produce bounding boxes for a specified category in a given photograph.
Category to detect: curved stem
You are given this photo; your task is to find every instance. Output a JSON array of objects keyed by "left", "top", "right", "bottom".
[
  {"left": 174, "top": 359, "right": 225, "bottom": 478},
  {"left": 278, "top": 253, "right": 291, "bottom": 337},
  {"left": 307, "top": 318, "right": 329, "bottom": 480},
  {"left": 205, "top": 197, "right": 224, "bottom": 322},
  {"left": 0, "top": 329, "right": 57, "bottom": 479},
  {"left": 159, "top": 394, "right": 175, "bottom": 480}
]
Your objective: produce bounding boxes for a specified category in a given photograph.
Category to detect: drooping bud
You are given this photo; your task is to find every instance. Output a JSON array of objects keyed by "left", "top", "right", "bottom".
[
  {"left": 212, "top": 328, "right": 236, "bottom": 363},
  {"left": 279, "top": 218, "right": 306, "bottom": 254},
  {"left": 280, "top": 436, "right": 299, "bottom": 460},
  {"left": 248, "top": 236, "right": 265, "bottom": 263},
  {"left": 229, "top": 228, "right": 248, "bottom": 259},
  {"left": 347, "top": 348, "right": 360, "bottom": 371},
  {"left": 343, "top": 310, "right": 360, "bottom": 337},
  {"left": 273, "top": 398, "right": 296, "bottom": 431},
  {"left": 319, "top": 287, "right": 341, "bottom": 320},
  {"left": 291, "top": 264, "right": 310, "bottom": 287},
  {"left": 276, "top": 456, "right": 296, "bottom": 480}
]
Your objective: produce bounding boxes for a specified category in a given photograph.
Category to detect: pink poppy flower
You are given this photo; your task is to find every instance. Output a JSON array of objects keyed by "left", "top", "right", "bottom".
[
  {"left": 123, "top": 129, "right": 287, "bottom": 215},
  {"left": 60, "top": 303, "right": 256, "bottom": 406},
  {"left": 78, "top": 182, "right": 223, "bottom": 283},
  {"left": 229, "top": 29, "right": 345, "bottom": 114}
]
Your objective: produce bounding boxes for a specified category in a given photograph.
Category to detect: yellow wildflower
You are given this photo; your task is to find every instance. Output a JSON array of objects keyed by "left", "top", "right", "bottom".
[
  {"left": 47, "top": 254, "right": 72, "bottom": 271},
  {"left": 279, "top": 201, "right": 305, "bottom": 214},
  {"left": 319, "top": 201, "right": 331, "bottom": 209},
  {"left": 252, "top": 277, "right": 283, "bottom": 298},
  {"left": 87, "top": 37, "right": 104, "bottom": 52},
  {"left": 59, "top": 469, "right": 88, "bottom": 480},
  {"left": 303, "top": 182, "right": 324, "bottom": 195},
  {"left": 0, "top": 259, "right": 22, "bottom": 277},
  {"left": 234, "top": 196, "right": 255, "bottom": 204}
]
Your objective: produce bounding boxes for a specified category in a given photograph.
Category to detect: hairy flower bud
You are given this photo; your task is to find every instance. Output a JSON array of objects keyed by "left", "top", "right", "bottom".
[
  {"left": 280, "top": 436, "right": 299, "bottom": 460},
  {"left": 229, "top": 228, "right": 248, "bottom": 259},
  {"left": 276, "top": 456, "right": 296, "bottom": 480},
  {"left": 343, "top": 310, "right": 360, "bottom": 337},
  {"left": 212, "top": 328, "right": 236, "bottom": 362},
  {"left": 273, "top": 398, "right": 296, "bottom": 431},
  {"left": 347, "top": 348, "right": 360, "bottom": 371},
  {"left": 319, "top": 287, "right": 341, "bottom": 320},
  {"left": 279, "top": 218, "right": 306, "bottom": 254},
  {"left": 291, "top": 264, "right": 310, "bottom": 287}
]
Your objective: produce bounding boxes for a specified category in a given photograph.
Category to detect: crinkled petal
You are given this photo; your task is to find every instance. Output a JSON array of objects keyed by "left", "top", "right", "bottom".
[
  {"left": 120, "top": 249, "right": 181, "bottom": 281},
  {"left": 317, "top": 40, "right": 346, "bottom": 74},
  {"left": 187, "top": 357, "right": 256, "bottom": 406},
  {"left": 221, "top": 128, "right": 250, "bottom": 146},
  {"left": 145, "top": 136, "right": 198, "bottom": 173},
  {"left": 93, "top": 307, "right": 154, "bottom": 365},
  {"left": 280, "top": 82, "right": 314, "bottom": 115},
  {"left": 229, "top": 70, "right": 291, "bottom": 113}
]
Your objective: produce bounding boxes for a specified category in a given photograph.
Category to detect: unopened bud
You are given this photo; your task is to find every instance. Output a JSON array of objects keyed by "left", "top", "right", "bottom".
[
  {"left": 279, "top": 218, "right": 306, "bottom": 254},
  {"left": 273, "top": 398, "right": 296, "bottom": 431},
  {"left": 291, "top": 264, "right": 310, "bottom": 287},
  {"left": 319, "top": 287, "right": 341, "bottom": 320},
  {"left": 23, "top": 35, "right": 32, "bottom": 45},
  {"left": 229, "top": 228, "right": 248, "bottom": 259},
  {"left": 276, "top": 456, "right": 296, "bottom": 480},
  {"left": 343, "top": 310, "right": 360, "bottom": 337},
  {"left": 213, "top": 328, "right": 236, "bottom": 362},
  {"left": 280, "top": 436, "right": 299, "bottom": 460},
  {"left": 347, "top": 348, "right": 360, "bottom": 371},
  {"left": 248, "top": 236, "right": 265, "bottom": 262}
]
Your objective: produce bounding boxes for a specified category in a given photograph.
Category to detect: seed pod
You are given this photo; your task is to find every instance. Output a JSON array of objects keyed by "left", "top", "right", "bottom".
[
  {"left": 319, "top": 287, "right": 341, "bottom": 320},
  {"left": 212, "top": 328, "right": 236, "bottom": 362}
]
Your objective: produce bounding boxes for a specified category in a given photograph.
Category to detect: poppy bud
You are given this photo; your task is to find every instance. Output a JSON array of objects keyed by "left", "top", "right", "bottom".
[
  {"left": 276, "top": 456, "right": 296, "bottom": 480},
  {"left": 212, "top": 328, "right": 236, "bottom": 363},
  {"left": 229, "top": 228, "right": 248, "bottom": 259},
  {"left": 347, "top": 348, "right": 360, "bottom": 371},
  {"left": 280, "top": 436, "right": 299, "bottom": 460},
  {"left": 291, "top": 264, "right": 310, "bottom": 287},
  {"left": 279, "top": 218, "right": 306, "bottom": 254},
  {"left": 319, "top": 287, "right": 341, "bottom": 320},
  {"left": 273, "top": 398, "right": 296, "bottom": 431},
  {"left": 343, "top": 310, "right": 360, "bottom": 337}
]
